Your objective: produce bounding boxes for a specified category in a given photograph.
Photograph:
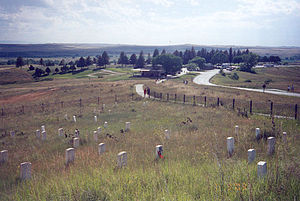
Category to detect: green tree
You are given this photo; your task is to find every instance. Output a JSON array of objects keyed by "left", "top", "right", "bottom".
[
  {"left": 59, "top": 59, "right": 65, "bottom": 66},
  {"left": 102, "top": 51, "right": 109, "bottom": 67},
  {"left": 153, "top": 54, "right": 182, "bottom": 75},
  {"left": 45, "top": 67, "right": 51, "bottom": 74},
  {"left": 153, "top": 49, "right": 159, "bottom": 58},
  {"left": 186, "top": 63, "right": 199, "bottom": 71},
  {"left": 146, "top": 53, "right": 151, "bottom": 64},
  {"left": 97, "top": 56, "right": 104, "bottom": 66},
  {"left": 189, "top": 57, "right": 206, "bottom": 69},
  {"left": 239, "top": 53, "right": 259, "bottom": 73},
  {"left": 129, "top": 54, "right": 137, "bottom": 66},
  {"left": 118, "top": 52, "right": 129, "bottom": 67},
  {"left": 86, "top": 56, "right": 93, "bottom": 66},
  {"left": 16, "top": 56, "right": 24, "bottom": 68},
  {"left": 211, "top": 51, "right": 228, "bottom": 64},
  {"left": 136, "top": 51, "right": 145, "bottom": 68},
  {"left": 229, "top": 47, "right": 233, "bottom": 64},
  {"left": 77, "top": 57, "right": 86, "bottom": 68},
  {"left": 55, "top": 67, "right": 59, "bottom": 73}
]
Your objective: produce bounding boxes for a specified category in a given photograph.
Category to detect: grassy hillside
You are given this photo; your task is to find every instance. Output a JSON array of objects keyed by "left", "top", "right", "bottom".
[
  {"left": 0, "top": 78, "right": 299, "bottom": 200},
  {"left": 0, "top": 66, "right": 33, "bottom": 85}
]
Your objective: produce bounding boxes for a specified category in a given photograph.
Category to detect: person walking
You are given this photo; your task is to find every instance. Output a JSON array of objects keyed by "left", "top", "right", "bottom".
[
  {"left": 288, "top": 85, "right": 290, "bottom": 92},
  {"left": 144, "top": 88, "right": 146, "bottom": 98},
  {"left": 262, "top": 84, "right": 266, "bottom": 92}
]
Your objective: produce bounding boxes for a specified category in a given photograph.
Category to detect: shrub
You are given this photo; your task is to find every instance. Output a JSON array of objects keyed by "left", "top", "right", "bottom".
[
  {"left": 229, "top": 72, "right": 239, "bottom": 80},
  {"left": 244, "top": 79, "right": 252, "bottom": 82}
]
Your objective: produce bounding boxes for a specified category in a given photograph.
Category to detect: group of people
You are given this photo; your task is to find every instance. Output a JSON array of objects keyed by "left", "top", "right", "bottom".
[
  {"left": 143, "top": 87, "right": 151, "bottom": 98},
  {"left": 287, "top": 84, "right": 295, "bottom": 92}
]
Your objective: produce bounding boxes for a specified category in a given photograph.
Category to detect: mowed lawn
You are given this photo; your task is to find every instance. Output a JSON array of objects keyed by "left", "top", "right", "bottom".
[
  {"left": 0, "top": 78, "right": 300, "bottom": 200},
  {"left": 211, "top": 66, "right": 300, "bottom": 93}
]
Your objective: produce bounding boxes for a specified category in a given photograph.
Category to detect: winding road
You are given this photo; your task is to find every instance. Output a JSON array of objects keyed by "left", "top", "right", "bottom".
[{"left": 193, "top": 69, "right": 300, "bottom": 98}]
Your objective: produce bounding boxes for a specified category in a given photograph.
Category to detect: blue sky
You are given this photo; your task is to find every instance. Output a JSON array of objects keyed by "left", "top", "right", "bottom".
[{"left": 0, "top": 0, "right": 300, "bottom": 46}]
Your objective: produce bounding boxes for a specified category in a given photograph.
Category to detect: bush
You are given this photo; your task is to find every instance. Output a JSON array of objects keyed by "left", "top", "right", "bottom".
[
  {"left": 229, "top": 72, "right": 239, "bottom": 80},
  {"left": 244, "top": 79, "right": 252, "bottom": 82},
  {"left": 264, "top": 79, "right": 272, "bottom": 84},
  {"left": 186, "top": 63, "right": 199, "bottom": 71},
  {"left": 219, "top": 69, "right": 226, "bottom": 76}
]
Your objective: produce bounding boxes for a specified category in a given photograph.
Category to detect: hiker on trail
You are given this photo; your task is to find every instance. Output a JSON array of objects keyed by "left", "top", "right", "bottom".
[
  {"left": 147, "top": 87, "right": 150, "bottom": 96},
  {"left": 291, "top": 84, "right": 294, "bottom": 92},
  {"left": 144, "top": 88, "right": 146, "bottom": 98},
  {"left": 288, "top": 85, "right": 290, "bottom": 92},
  {"left": 262, "top": 84, "right": 266, "bottom": 92}
]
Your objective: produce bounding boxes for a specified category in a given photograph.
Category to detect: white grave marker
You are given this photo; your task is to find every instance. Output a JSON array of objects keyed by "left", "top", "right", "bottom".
[
  {"left": 41, "top": 125, "right": 45, "bottom": 132},
  {"left": 20, "top": 162, "right": 31, "bottom": 180},
  {"left": 98, "top": 143, "right": 106, "bottom": 155},
  {"left": 73, "top": 115, "right": 77, "bottom": 123},
  {"left": 74, "top": 129, "right": 79, "bottom": 137},
  {"left": 102, "top": 104, "right": 106, "bottom": 110},
  {"left": 248, "top": 149, "right": 256, "bottom": 164},
  {"left": 282, "top": 132, "right": 287, "bottom": 143},
  {"left": 104, "top": 122, "right": 108, "bottom": 128},
  {"left": 36, "top": 130, "right": 41, "bottom": 138},
  {"left": 125, "top": 122, "right": 131, "bottom": 131},
  {"left": 93, "top": 131, "right": 98, "bottom": 142},
  {"left": 65, "top": 148, "right": 75, "bottom": 165},
  {"left": 257, "top": 161, "right": 267, "bottom": 178},
  {"left": 156, "top": 145, "right": 163, "bottom": 159},
  {"left": 97, "top": 127, "right": 102, "bottom": 134},
  {"left": 165, "top": 129, "right": 170, "bottom": 140},
  {"left": 108, "top": 109, "right": 111, "bottom": 114},
  {"left": 58, "top": 128, "right": 64, "bottom": 136},
  {"left": 41, "top": 131, "right": 46, "bottom": 141},
  {"left": 64, "top": 114, "right": 68, "bottom": 120},
  {"left": 73, "top": 138, "right": 79, "bottom": 148},
  {"left": 235, "top": 125, "right": 239, "bottom": 136},
  {"left": 117, "top": 151, "right": 127, "bottom": 168},
  {"left": 94, "top": 116, "right": 97, "bottom": 122},
  {"left": 227, "top": 137, "right": 234, "bottom": 157},
  {"left": 255, "top": 128, "right": 260, "bottom": 140},
  {"left": 267, "top": 137, "right": 275, "bottom": 155},
  {"left": 0, "top": 150, "right": 8, "bottom": 164}
]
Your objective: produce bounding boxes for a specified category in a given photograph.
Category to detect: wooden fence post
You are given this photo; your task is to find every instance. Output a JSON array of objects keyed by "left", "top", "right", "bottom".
[
  {"left": 250, "top": 100, "right": 252, "bottom": 114},
  {"left": 22, "top": 105, "right": 25, "bottom": 114},
  {"left": 270, "top": 101, "right": 273, "bottom": 116},
  {"left": 193, "top": 96, "right": 196, "bottom": 106},
  {"left": 183, "top": 94, "right": 185, "bottom": 104},
  {"left": 217, "top": 97, "right": 220, "bottom": 106},
  {"left": 204, "top": 96, "right": 207, "bottom": 107},
  {"left": 232, "top": 99, "right": 235, "bottom": 110},
  {"left": 295, "top": 104, "right": 298, "bottom": 120}
]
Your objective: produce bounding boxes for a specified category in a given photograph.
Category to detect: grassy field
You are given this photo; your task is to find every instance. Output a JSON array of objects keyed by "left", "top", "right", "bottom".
[
  {"left": 211, "top": 66, "right": 300, "bottom": 93},
  {"left": 0, "top": 77, "right": 300, "bottom": 200}
]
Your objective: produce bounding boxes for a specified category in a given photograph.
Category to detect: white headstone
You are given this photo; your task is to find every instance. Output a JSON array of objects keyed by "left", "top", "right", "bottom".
[
  {"left": 93, "top": 131, "right": 98, "bottom": 142},
  {"left": 74, "top": 129, "right": 79, "bottom": 137},
  {"left": 235, "top": 125, "right": 239, "bottom": 136},
  {"left": 108, "top": 109, "right": 111, "bottom": 114},
  {"left": 36, "top": 130, "right": 41, "bottom": 138},
  {"left": 156, "top": 145, "right": 163, "bottom": 159},
  {"left": 102, "top": 104, "right": 105, "bottom": 110},
  {"left": 20, "top": 162, "right": 31, "bottom": 180},
  {"left": 257, "top": 161, "right": 267, "bottom": 178},
  {"left": 248, "top": 149, "right": 256, "bottom": 164},
  {"left": 165, "top": 129, "right": 170, "bottom": 140},
  {"left": 58, "top": 128, "right": 64, "bottom": 136},
  {"left": 282, "top": 132, "right": 287, "bottom": 143},
  {"left": 255, "top": 128, "right": 260, "bottom": 140},
  {"left": 227, "top": 137, "right": 234, "bottom": 157},
  {"left": 104, "top": 122, "right": 108, "bottom": 128},
  {"left": 65, "top": 148, "right": 75, "bottom": 165},
  {"left": 267, "top": 137, "right": 275, "bottom": 155},
  {"left": 98, "top": 143, "right": 106, "bottom": 155},
  {"left": 125, "top": 122, "right": 131, "bottom": 131},
  {"left": 73, "top": 138, "right": 79, "bottom": 148},
  {"left": 64, "top": 114, "right": 68, "bottom": 120},
  {"left": 10, "top": 131, "right": 15, "bottom": 137},
  {"left": 94, "top": 116, "right": 97, "bottom": 122},
  {"left": 117, "top": 151, "right": 127, "bottom": 168},
  {"left": 41, "top": 125, "right": 45, "bottom": 132},
  {"left": 41, "top": 131, "right": 46, "bottom": 141},
  {"left": 97, "top": 127, "right": 102, "bottom": 134},
  {"left": 73, "top": 115, "right": 77, "bottom": 123},
  {"left": 0, "top": 150, "right": 8, "bottom": 164}
]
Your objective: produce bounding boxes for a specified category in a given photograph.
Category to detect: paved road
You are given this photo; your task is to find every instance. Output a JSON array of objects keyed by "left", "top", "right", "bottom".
[{"left": 193, "top": 69, "right": 300, "bottom": 98}]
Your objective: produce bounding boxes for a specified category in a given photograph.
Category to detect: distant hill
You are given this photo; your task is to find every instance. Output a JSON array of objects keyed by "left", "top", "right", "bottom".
[
  {"left": 0, "top": 43, "right": 299, "bottom": 58},
  {"left": 0, "top": 67, "right": 33, "bottom": 85}
]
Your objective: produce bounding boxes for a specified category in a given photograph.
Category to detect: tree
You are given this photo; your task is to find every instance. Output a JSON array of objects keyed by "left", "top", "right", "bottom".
[
  {"left": 269, "top": 56, "right": 281, "bottom": 63},
  {"left": 153, "top": 54, "right": 182, "bottom": 75},
  {"left": 161, "top": 49, "right": 166, "bottom": 55},
  {"left": 186, "top": 63, "right": 199, "bottom": 71},
  {"left": 70, "top": 65, "right": 76, "bottom": 71},
  {"left": 239, "top": 53, "right": 259, "bottom": 73},
  {"left": 136, "top": 51, "right": 145, "bottom": 68},
  {"left": 77, "top": 57, "right": 86, "bottom": 68},
  {"left": 129, "top": 54, "right": 137, "bottom": 66},
  {"left": 153, "top": 49, "right": 159, "bottom": 58},
  {"left": 86, "top": 56, "right": 93, "bottom": 66},
  {"left": 233, "top": 56, "right": 243, "bottom": 64},
  {"left": 40, "top": 58, "right": 45, "bottom": 66},
  {"left": 97, "top": 56, "right": 104, "bottom": 66},
  {"left": 189, "top": 57, "right": 206, "bottom": 69},
  {"left": 102, "top": 51, "right": 109, "bottom": 67},
  {"left": 146, "top": 53, "right": 151, "bottom": 64},
  {"left": 16, "top": 56, "right": 25, "bottom": 68},
  {"left": 211, "top": 51, "right": 228, "bottom": 64},
  {"left": 59, "top": 59, "right": 65, "bottom": 66},
  {"left": 55, "top": 68, "right": 59, "bottom": 73},
  {"left": 118, "top": 52, "right": 129, "bottom": 67},
  {"left": 45, "top": 67, "right": 51, "bottom": 74},
  {"left": 33, "top": 68, "right": 45, "bottom": 77},
  {"left": 229, "top": 47, "right": 233, "bottom": 64},
  {"left": 29, "top": 65, "right": 35, "bottom": 71},
  {"left": 191, "top": 46, "right": 196, "bottom": 59}
]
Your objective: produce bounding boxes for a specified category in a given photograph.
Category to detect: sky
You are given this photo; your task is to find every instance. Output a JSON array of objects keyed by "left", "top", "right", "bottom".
[{"left": 0, "top": 0, "right": 300, "bottom": 46}]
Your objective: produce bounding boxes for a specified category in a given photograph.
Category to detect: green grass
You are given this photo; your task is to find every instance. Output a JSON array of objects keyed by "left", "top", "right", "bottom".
[{"left": 1, "top": 95, "right": 300, "bottom": 200}]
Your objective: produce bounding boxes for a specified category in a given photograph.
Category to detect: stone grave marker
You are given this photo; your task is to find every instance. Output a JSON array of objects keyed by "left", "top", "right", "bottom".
[
  {"left": 117, "top": 151, "right": 127, "bottom": 168},
  {"left": 36, "top": 130, "right": 41, "bottom": 138},
  {"left": 20, "top": 162, "right": 31, "bottom": 180},
  {"left": 255, "top": 128, "right": 260, "bottom": 140},
  {"left": 73, "top": 138, "right": 79, "bottom": 148},
  {"left": 165, "top": 130, "right": 170, "bottom": 140},
  {"left": 257, "top": 161, "right": 267, "bottom": 178},
  {"left": 73, "top": 115, "right": 77, "bottom": 123},
  {"left": 98, "top": 143, "right": 106, "bottom": 155},
  {"left": 41, "top": 131, "right": 46, "bottom": 141},
  {"left": 248, "top": 149, "right": 256, "bottom": 164},
  {"left": 267, "top": 137, "right": 275, "bottom": 155},
  {"left": 0, "top": 150, "right": 8, "bottom": 164},
  {"left": 104, "top": 122, "right": 108, "bottom": 128},
  {"left": 41, "top": 125, "right": 45, "bottom": 132},
  {"left": 58, "top": 128, "right": 64, "bottom": 137},
  {"left": 93, "top": 131, "right": 98, "bottom": 142},
  {"left": 65, "top": 148, "right": 75, "bottom": 165},
  {"left": 282, "top": 132, "right": 287, "bottom": 144},
  {"left": 125, "top": 122, "right": 131, "bottom": 132},
  {"left": 227, "top": 137, "right": 234, "bottom": 157},
  {"left": 94, "top": 116, "right": 97, "bottom": 122},
  {"left": 156, "top": 145, "right": 163, "bottom": 159}
]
